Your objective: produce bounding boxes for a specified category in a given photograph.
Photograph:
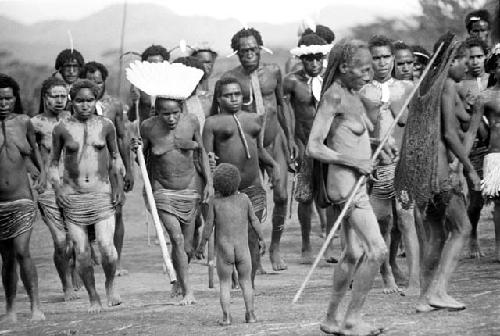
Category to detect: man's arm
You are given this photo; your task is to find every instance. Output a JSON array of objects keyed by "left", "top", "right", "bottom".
[
  {"left": 105, "top": 121, "right": 121, "bottom": 204},
  {"left": 282, "top": 74, "right": 296, "bottom": 141},
  {"left": 193, "top": 118, "right": 214, "bottom": 202},
  {"left": 463, "top": 99, "right": 485, "bottom": 154},
  {"left": 113, "top": 101, "right": 134, "bottom": 191},
  {"left": 306, "top": 87, "right": 371, "bottom": 174},
  {"left": 197, "top": 202, "right": 215, "bottom": 252},
  {"left": 26, "top": 119, "right": 46, "bottom": 191},
  {"left": 274, "top": 66, "right": 297, "bottom": 158},
  {"left": 441, "top": 80, "right": 475, "bottom": 173}
]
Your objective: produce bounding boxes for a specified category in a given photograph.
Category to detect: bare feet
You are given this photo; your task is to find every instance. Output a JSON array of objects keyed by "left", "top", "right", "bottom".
[
  {"left": 0, "top": 311, "right": 17, "bottom": 324},
  {"left": 270, "top": 249, "right": 287, "bottom": 271},
  {"left": 382, "top": 275, "right": 403, "bottom": 295},
  {"left": 64, "top": 289, "right": 79, "bottom": 302},
  {"left": 391, "top": 266, "right": 408, "bottom": 286},
  {"left": 245, "top": 311, "right": 257, "bottom": 323},
  {"left": 342, "top": 319, "right": 385, "bottom": 336},
  {"left": 320, "top": 319, "right": 342, "bottom": 334},
  {"left": 415, "top": 303, "right": 439, "bottom": 313},
  {"left": 115, "top": 268, "right": 129, "bottom": 277},
  {"left": 300, "top": 249, "right": 313, "bottom": 264},
  {"left": 403, "top": 285, "right": 420, "bottom": 297},
  {"left": 88, "top": 300, "right": 102, "bottom": 314},
  {"left": 218, "top": 313, "right": 232, "bottom": 326},
  {"left": 178, "top": 293, "right": 196, "bottom": 306},
  {"left": 29, "top": 309, "right": 45, "bottom": 321},
  {"left": 170, "top": 281, "right": 183, "bottom": 298},
  {"left": 107, "top": 293, "right": 122, "bottom": 307},
  {"left": 469, "top": 239, "right": 484, "bottom": 259},
  {"left": 256, "top": 263, "right": 267, "bottom": 275},
  {"left": 428, "top": 293, "right": 466, "bottom": 311}
]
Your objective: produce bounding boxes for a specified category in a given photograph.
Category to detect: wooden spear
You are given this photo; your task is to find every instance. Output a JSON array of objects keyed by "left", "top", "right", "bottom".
[{"left": 292, "top": 41, "right": 445, "bottom": 304}]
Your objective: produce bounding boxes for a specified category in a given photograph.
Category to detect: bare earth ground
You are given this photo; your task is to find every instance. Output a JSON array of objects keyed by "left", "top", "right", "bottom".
[{"left": 2, "top": 171, "right": 500, "bottom": 336}]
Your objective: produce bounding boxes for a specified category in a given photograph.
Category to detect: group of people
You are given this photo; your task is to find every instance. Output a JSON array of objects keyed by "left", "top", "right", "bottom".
[{"left": 0, "top": 6, "right": 499, "bottom": 336}]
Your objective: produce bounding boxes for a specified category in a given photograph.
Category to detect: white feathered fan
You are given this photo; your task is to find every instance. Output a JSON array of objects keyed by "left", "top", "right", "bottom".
[{"left": 126, "top": 60, "right": 204, "bottom": 101}]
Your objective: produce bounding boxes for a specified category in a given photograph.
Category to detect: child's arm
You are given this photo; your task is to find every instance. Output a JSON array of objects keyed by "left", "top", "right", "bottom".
[
  {"left": 247, "top": 197, "right": 266, "bottom": 255},
  {"left": 196, "top": 202, "right": 215, "bottom": 255}
]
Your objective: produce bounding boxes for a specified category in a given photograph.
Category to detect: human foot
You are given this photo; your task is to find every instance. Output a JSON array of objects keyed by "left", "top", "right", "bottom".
[
  {"left": 115, "top": 268, "right": 129, "bottom": 277},
  {"left": 179, "top": 293, "right": 196, "bottom": 306},
  {"left": 106, "top": 292, "right": 122, "bottom": 307},
  {"left": 29, "top": 309, "right": 45, "bottom": 321},
  {"left": 0, "top": 311, "right": 17, "bottom": 324},
  {"left": 88, "top": 300, "right": 102, "bottom": 314},
  {"left": 469, "top": 239, "right": 484, "bottom": 259},
  {"left": 300, "top": 249, "right": 313, "bottom": 264},
  {"left": 64, "top": 288, "right": 79, "bottom": 302},
  {"left": 270, "top": 249, "right": 287, "bottom": 271},
  {"left": 342, "top": 319, "right": 385, "bottom": 336},
  {"left": 382, "top": 275, "right": 403, "bottom": 295},
  {"left": 392, "top": 266, "right": 408, "bottom": 286},
  {"left": 245, "top": 311, "right": 257, "bottom": 323},
  {"left": 256, "top": 262, "right": 267, "bottom": 275},
  {"left": 170, "top": 281, "right": 183, "bottom": 298},
  {"left": 218, "top": 313, "right": 232, "bottom": 326},
  {"left": 428, "top": 294, "right": 465, "bottom": 311},
  {"left": 320, "top": 319, "right": 342, "bottom": 334}
]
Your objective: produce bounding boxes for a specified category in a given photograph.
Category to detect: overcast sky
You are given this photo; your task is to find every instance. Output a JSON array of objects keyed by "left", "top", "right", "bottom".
[{"left": 1, "top": 0, "right": 423, "bottom": 24}]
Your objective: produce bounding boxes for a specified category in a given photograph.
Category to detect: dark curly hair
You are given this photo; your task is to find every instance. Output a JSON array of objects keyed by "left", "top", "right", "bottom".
[
  {"left": 213, "top": 163, "right": 241, "bottom": 197},
  {"left": 0, "top": 73, "right": 23, "bottom": 114},
  {"left": 464, "top": 36, "right": 489, "bottom": 55},
  {"left": 368, "top": 35, "right": 394, "bottom": 54},
  {"left": 141, "top": 44, "right": 170, "bottom": 62},
  {"left": 297, "top": 33, "right": 327, "bottom": 47},
  {"left": 69, "top": 79, "right": 99, "bottom": 101},
  {"left": 38, "top": 76, "right": 67, "bottom": 114},
  {"left": 80, "top": 61, "right": 109, "bottom": 81},
  {"left": 210, "top": 77, "right": 242, "bottom": 116},
  {"left": 303, "top": 24, "right": 335, "bottom": 44},
  {"left": 465, "top": 9, "right": 491, "bottom": 32},
  {"left": 230, "top": 28, "right": 263, "bottom": 51},
  {"left": 54, "top": 49, "right": 84, "bottom": 70},
  {"left": 393, "top": 41, "right": 412, "bottom": 53}
]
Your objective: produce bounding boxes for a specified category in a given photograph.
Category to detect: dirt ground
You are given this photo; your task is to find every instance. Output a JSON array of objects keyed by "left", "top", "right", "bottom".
[{"left": 2, "top": 172, "right": 500, "bottom": 336}]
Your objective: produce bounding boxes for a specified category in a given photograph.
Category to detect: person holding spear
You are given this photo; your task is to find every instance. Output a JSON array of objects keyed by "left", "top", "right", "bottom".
[
  {"left": 128, "top": 61, "right": 213, "bottom": 305},
  {"left": 306, "top": 39, "right": 388, "bottom": 336}
]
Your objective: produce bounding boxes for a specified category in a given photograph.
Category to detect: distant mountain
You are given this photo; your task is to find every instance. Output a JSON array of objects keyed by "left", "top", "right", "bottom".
[{"left": 0, "top": 3, "right": 362, "bottom": 65}]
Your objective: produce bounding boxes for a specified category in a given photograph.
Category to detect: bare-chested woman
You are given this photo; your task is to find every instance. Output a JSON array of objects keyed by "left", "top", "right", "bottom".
[
  {"left": 31, "top": 76, "right": 77, "bottom": 301},
  {"left": 307, "top": 40, "right": 387, "bottom": 336},
  {"left": 132, "top": 96, "right": 213, "bottom": 305},
  {"left": 50, "top": 80, "right": 122, "bottom": 313},
  {"left": 203, "top": 77, "right": 279, "bottom": 286},
  {"left": 0, "top": 74, "right": 46, "bottom": 322},
  {"left": 222, "top": 27, "right": 296, "bottom": 271}
]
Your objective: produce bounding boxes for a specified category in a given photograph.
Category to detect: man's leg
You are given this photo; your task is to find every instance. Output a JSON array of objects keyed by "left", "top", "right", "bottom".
[
  {"left": 114, "top": 204, "right": 127, "bottom": 276},
  {"left": 416, "top": 199, "right": 446, "bottom": 312},
  {"left": 394, "top": 200, "right": 420, "bottom": 294},
  {"left": 269, "top": 131, "right": 289, "bottom": 271},
  {"left": 315, "top": 203, "right": 327, "bottom": 237},
  {"left": 298, "top": 200, "right": 313, "bottom": 264},
  {"left": 324, "top": 206, "right": 340, "bottom": 263},
  {"left": 95, "top": 216, "right": 121, "bottom": 307},
  {"left": 0, "top": 240, "right": 18, "bottom": 323},
  {"left": 181, "top": 212, "right": 198, "bottom": 263},
  {"left": 370, "top": 196, "right": 399, "bottom": 294},
  {"left": 67, "top": 223, "right": 102, "bottom": 313},
  {"left": 13, "top": 230, "right": 45, "bottom": 320},
  {"left": 427, "top": 194, "right": 471, "bottom": 310},
  {"left": 158, "top": 210, "right": 195, "bottom": 305},
  {"left": 494, "top": 200, "right": 500, "bottom": 262},
  {"left": 340, "top": 203, "right": 388, "bottom": 335},
  {"left": 467, "top": 189, "right": 484, "bottom": 258},
  {"left": 39, "top": 210, "right": 77, "bottom": 301}
]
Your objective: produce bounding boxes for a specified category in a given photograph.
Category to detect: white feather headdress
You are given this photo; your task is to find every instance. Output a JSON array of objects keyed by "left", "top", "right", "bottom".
[
  {"left": 290, "top": 44, "right": 333, "bottom": 57},
  {"left": 126, "top": 60, "right": 204, "bottom": 100}
]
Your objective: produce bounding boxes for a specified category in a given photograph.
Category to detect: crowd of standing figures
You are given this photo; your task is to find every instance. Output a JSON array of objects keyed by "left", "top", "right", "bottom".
[{"left": 0, "top": 6, "right": 499, "bottom": 336}]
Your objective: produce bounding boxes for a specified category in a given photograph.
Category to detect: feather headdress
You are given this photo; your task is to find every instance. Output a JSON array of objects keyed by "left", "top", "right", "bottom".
[{"left": 126, "top": 60, "right": 203, "bottom": 101}]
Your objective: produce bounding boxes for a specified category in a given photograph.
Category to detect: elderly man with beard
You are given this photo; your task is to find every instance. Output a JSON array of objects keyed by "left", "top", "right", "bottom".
[
  {"left": 307, "top": 39, "right": 387, "bottom": 336},
  {"left": 221, "top": 27, "right": 296, "bottom": 271},
  {"left": 81, "top": 61, "right": 134, "bottom": 275},
  {"left": 283, "top": 32, "right": 331, "bottom": 263},
  {"left": 360, "top": 35, "right": 419, "bottom": 295}
]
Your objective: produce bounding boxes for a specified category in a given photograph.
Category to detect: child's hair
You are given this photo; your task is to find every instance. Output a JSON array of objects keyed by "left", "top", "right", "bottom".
[{"left": 213, "top": 163, "right": 241, "bottom": 197}]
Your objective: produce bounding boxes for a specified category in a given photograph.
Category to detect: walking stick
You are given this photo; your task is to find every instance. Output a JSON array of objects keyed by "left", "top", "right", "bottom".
[
  {"left": 134, "top": 100, "right": 177, "bottom": 283},
  {"left": 292, "top": 42, "right": 445, "bottom": 304}
]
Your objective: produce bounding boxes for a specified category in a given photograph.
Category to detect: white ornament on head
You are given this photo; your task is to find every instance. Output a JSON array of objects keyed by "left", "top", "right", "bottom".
[{"left": 126, "top": 60, "right": 203, "bottom": 101}]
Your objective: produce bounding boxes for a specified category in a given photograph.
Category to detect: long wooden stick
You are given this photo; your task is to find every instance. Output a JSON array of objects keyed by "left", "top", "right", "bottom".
[
  {"left": 134, "top": 100, "right": 177, "bottom": 283},
  {"left": 292, "top": 42, "right": 445, "bottom": 304}
]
